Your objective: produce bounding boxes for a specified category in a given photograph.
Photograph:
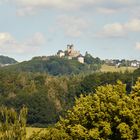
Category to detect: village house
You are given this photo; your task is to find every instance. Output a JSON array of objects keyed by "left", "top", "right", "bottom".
[
  {"left": 77, "top": 54, "right": 84, "bottom": 64},
  {"left": 131, "top": 60, "right": 140, "bottom": 68}
]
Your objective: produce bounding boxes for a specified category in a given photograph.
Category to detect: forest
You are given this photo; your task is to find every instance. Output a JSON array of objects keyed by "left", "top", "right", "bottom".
[
  {"left": 0, "top": 67, "right": 140, "bottom": 126},
  {"left": 0, "top": 70, "right": 140, "bottom": 139}
]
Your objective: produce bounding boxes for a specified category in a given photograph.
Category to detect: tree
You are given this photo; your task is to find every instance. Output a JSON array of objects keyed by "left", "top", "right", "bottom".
[{"left": 32, "top": 79, "right": 140, "bottom": 140}]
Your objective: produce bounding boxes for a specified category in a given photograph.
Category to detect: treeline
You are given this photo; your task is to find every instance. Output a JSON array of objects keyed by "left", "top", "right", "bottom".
[
  {"left": 0, "top": 55, "right": 102, "bottom": 75},
  {"left": 0, "top": 68, "right": 140, "bottom": 126}
]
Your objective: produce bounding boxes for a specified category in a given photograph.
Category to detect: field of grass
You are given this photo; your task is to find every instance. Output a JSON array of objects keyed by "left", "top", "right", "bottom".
[
  {"left": 26, "top": 127, "right": 43, "bottom": 138},
  {"left": 101, "top": 64, "right": 136, "bottom": 73}
]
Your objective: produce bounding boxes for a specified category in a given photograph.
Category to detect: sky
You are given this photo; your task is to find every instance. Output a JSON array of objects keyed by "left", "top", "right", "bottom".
[{"left": 0, "top": 0, "right": 140, "bottom": 62}]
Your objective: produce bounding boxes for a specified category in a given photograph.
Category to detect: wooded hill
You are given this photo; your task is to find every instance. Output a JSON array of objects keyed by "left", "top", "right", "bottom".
[
  {"left": 0, "top": 55, "right": 102, "bottom": 75},
  {"left": 0, "top": 55, "right": 17, "bottom": 65}
]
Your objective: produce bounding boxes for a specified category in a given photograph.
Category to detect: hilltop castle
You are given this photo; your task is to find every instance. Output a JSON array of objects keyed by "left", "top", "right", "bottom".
[{"left": 57, "top": 44, "right": 84, "bottom": 63}]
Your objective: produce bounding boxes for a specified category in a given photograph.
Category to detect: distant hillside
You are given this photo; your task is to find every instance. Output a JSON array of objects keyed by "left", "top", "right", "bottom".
[
  {"left": 0, "top": 56, "right": 101, "bottom": 75},
  {"left": 0, "top": 55, "right": 17, "bottom": 65}
]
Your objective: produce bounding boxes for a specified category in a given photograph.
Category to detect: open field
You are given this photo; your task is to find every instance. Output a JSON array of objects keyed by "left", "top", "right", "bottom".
[
  {"left": 26, "top": 127, "right": 43, "bottom": 138},
  {"left": 101, "top": 64, "right": 136, "bottom": 73}
]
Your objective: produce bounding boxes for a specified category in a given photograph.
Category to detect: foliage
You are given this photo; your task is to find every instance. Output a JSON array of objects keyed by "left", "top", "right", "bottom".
[
  {"left": 0, "top": 106, "right": 27, "bottom": 140},
  {"left": 80, "top": 71, "right": 134, "bottom": 93},
  {"left": 31, "top": 79, "right": 140, "bottom": 140},
  {"left": 0, "top": 71, "right": 83, "bottom": 126},
  {"left": 84, "top": 52, "right": 102, "bottom": 71},
  {"left": 29, "top": 128, "right": 72, "bottom": 140},
  {"left": 0, "top": 68, "right": 139, "bottom": 127},
  {"left": 133, "top": 68, "right": 140, "bottom": 78},
  {"left": 26, "top": 127, "right": 42, "bottom": 139},
  {"left": 84, "top": 52, "right": 102, "bottom": 65}
]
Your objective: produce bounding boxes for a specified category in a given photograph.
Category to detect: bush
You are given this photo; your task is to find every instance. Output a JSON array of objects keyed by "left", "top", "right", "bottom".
[{"left": 0, "top": 107, "right": 27, "bottom": 140}]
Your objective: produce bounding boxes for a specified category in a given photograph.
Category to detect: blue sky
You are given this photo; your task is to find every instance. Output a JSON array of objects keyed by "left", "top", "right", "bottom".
[{"left": 0, "top": 0, "right": 140, "bottom": 61}]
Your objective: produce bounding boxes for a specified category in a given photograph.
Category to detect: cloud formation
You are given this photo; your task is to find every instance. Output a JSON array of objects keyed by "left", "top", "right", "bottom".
[
  {"left": 135, "top": 42, "right": 140, "bottom": 50},
  {"left": 12, "top": 0, "right": 102, "bottom": 15},
  {"left": 3, "top": 0, "right": 138, "bottom": 16},
  {"left": 14, "top": 0, "right": 102, "bottom": 9},
  {"left": 25, "top": 32, "right": 46, "bottom": 46},
  {"left": 97, "top": 19, "right": 140, "bottom": 38},
  {"left": 125, "top": 19, "right": 140, "bottom": 31},
  {"left": 57, "top": 15, "right": 89, "bottom": 37},
  {"left": 97, "top": 23, "right": 126, "bottom": 38},
  {"left": 0, "top": 32, "right": 46, "bottom": 54}
]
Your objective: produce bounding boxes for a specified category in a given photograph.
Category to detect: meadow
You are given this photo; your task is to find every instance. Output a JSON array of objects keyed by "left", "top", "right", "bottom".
[
  {"left": 26, "top": 127, "right": 42, "bottom": 138},
  {"left": 101, "top": 64, "right": 136, "bottom": 73}
]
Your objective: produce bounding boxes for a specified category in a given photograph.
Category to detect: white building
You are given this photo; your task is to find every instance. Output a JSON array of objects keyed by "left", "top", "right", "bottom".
[
  {"left": 57, "top": 50, "right": 65, "bottom": 58},
  {"left": 131, "top": 61, "right": 140, "bottom": 68},
  {"left": 77, "top": 55, "right": 84, "bottom": 63}
]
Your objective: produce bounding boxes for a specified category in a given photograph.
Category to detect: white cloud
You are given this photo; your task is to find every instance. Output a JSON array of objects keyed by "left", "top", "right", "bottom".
[
  {"left": 0, "top": 32, "right": 46, "bottom": 54},
  {"left": 96, "top": 8, "right": 118, "bottom": 14},
  {"left": 13, "top": 0, "right": 102, "bottom": 15},
  {"left": 97, "top": 23, "right": 126, "bottom": 38},
  {"left": 125, "top": 19, "right": 140, "bottom": 32},
  {"left": 113, "top": 0, "right": 139, "bottom": 5},
  {"left": 135, "top": 42, "right": 140, "bottom": 50},
  {"left": 95, "top": 0, "right": 140, "bottom": 16},
  {"left": 57, "top": 15, "right": 89, "bottom": 37},
  {"left": 25, "top": 32, "right": 46, "bottom": 46},
  {"left": 97, "top": 18, "right": 140, "bottom": 38},
  {"left": 7, "top": 0, "right": 105, "bottom": 16},
  {"left": 15, "top": 0, "right": 102, "bottom": 8},
  {"left": 0, "top": 33, "right": 16, "bottom": 45},
  {"left": 0, "top": 0, "right": 139, "bottom": 16}
]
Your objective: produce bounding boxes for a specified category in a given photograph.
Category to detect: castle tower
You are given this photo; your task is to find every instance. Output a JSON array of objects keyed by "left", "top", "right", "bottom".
[{"left": 67, "top": 44, "right": 74, "bottom": 53}]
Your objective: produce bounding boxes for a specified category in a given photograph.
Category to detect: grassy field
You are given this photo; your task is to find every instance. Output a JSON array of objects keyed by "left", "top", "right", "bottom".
[
  {"left": 101, "top": 64, "right": 136, "bottom": 73},
  {"left": 26, "top": 127, "right": 43, "bottom": 138}
]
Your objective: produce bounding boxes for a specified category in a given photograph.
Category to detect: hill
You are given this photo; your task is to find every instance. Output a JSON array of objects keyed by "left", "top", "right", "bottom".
[
  {"left": 0, "top": 56, "right": 101, "bottom": 75},
  {"left": 0, "top": 55, "right": 17, "bottom": 65}
]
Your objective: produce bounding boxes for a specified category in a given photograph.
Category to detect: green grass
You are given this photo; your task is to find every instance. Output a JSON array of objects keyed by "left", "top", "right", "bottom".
[{"left": 101, "top": 64, "right": 136, "bottom": 73}]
